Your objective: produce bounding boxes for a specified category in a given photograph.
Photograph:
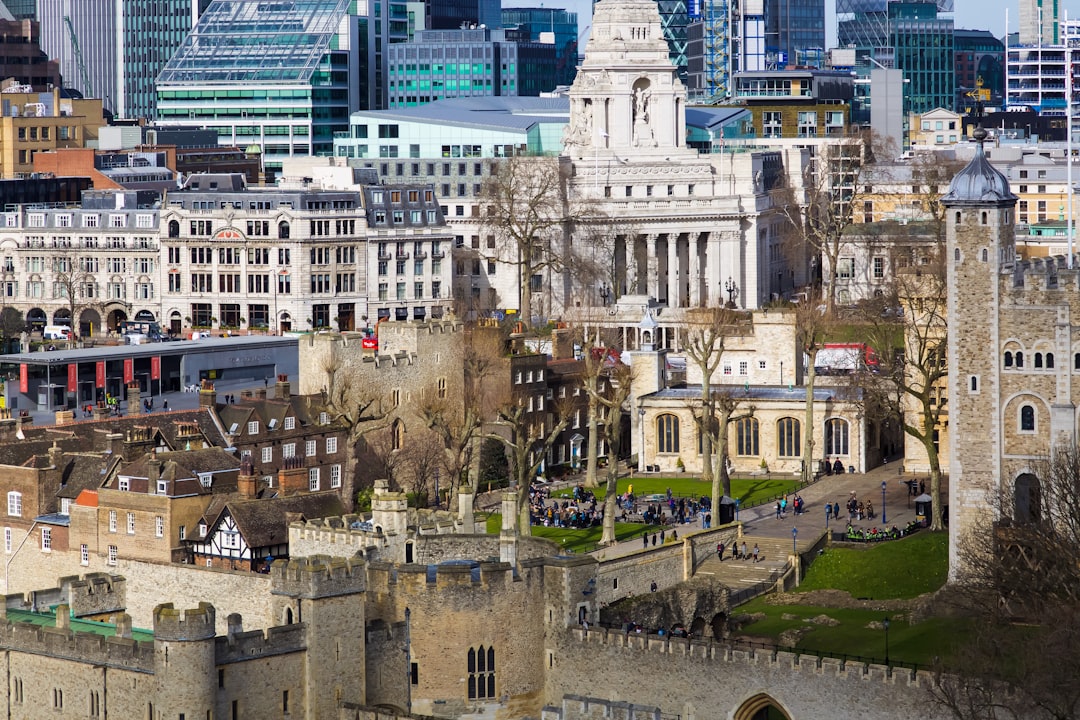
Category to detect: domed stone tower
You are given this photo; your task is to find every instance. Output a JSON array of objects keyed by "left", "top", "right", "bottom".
[{"left": 942, "top": 126, "right": 1018, "bottom": 582}]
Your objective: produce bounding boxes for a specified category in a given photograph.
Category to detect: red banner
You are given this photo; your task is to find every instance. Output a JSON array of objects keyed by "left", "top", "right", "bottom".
[
  {"left": 95, "top": 361, "right": 105, "bottom": 389},
  {"left": 67, "top": 364, "right": 77, "bottom": 393},
  {"left": 150, "top": 356, "right": 160, "bottom": 381},
  {"left": 123, "top": 358, "right": 134, "bottom": 384},
  {"left": 19, "top": 364, "right": 27, "bottom": 394}
]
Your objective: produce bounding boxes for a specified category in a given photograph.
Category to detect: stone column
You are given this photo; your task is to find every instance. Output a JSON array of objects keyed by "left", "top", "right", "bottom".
[
  {"left": 689, "top": 233, "right": 702, "bottom": 307},
  {"left": 666, "top": 235, "right": 679, "bottom": 307},
  {"left": 647, "top": 236, "right": 660, "bottom": 301},
  {"left": 705, "top": 232, "right": 720, "bottom": 305}
]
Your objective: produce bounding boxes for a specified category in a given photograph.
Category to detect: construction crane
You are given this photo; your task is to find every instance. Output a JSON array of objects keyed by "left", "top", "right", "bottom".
[{"left": 63, "top": 15, "right": 92, "bottom": 98}]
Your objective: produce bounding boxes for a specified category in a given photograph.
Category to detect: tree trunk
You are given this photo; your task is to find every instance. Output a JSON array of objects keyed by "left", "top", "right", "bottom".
[
  {"left": 716, "top": 408, "right": 733, "bottom": 501},
  {"left": 920, "top": 410, "right": 945, "bottom": 531},
  {"left": 600, "top": 463, "right": 618, "bottom": 545},
  {"left": 700, "top": 395, "right": 714, "bottom": 498},
  {"left": 584, "top": 378, "right": 600, "bottom": 488},
  {"left": 519, "top": 257, "right": 532, "bottom": 329},
  {"left": 802, "top": 355, "right": 818, "bottom": 485}
]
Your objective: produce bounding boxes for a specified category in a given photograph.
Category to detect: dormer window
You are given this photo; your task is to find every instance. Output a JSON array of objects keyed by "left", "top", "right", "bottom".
[
  {"left": 157, "top": 479, "right": 168, "bottom": 494},
  {"left": 319, "top": 412, "right": 329, "bottom": 425},
  {"left": 248, "top": 421, "right": 259, "bottom": 435},
  {"left": 199, "top": 474, "right": 212, "bottom": 488},
  {"left": 118, "top": 478, "right": 130, "bottom": 491},
  {"left": 198, "top": 522, "right": 208, "bottom": 537},
  {"left": 284, "top": 416, "right": 296, "bottom": 430}
]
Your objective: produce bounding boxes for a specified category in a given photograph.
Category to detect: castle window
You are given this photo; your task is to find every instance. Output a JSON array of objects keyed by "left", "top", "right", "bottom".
[
  {"left": 1014, "top": 473, "right": 1041, "bottom": 524},
  {"left": 391, "top": 420, "right": 405, "bottom": 451},
  {"left": 824, "top": 418, "right": 849, "bottom": 456},
  {"left": 954, "top": 211, "right": 961, "bottom": 224},
  {"left": 970, "top": 376, "right": 979, "bottom": 393},
  {"left": 1016, "top": 351, "right": 1024, "bottom": 368},
  {"left": 656, "top": 414, "right": 680, "bottom": 454},
  {"left": 981, "top": 211, "right": 988, "bottom": 225},
  {"left": 1075, "top": 352, "right": 1080, "bottom": 370},
  {"left": 954, "top": 248, "right": 960, "bottom": 262},
  {"left": 1035, "top": 353, "right": 1043, "bottom": 368},
  {"left": 981, "top": 248, "right": 988, "bottom": 262},
  {"left": 3, "top": 528, "right": 9, "bottom": 553},
  {"left": 53, "top": 688, "right": 62, "bottom": 709},
  {"left": 467, "top": 646, "right": 496, "bottom": 700},
  {"left": 12, "top": 677, "right": 21, "bottom": 704},
  {"left": 107, "top": 545, "right": 117, "bottom": 565},
  {"left": 1047, "top": 353, "right": 1055, "bottom": 368},
  {"left": 736, "top": 417, "right": 759, "bottom": 456},
  {"left": 1004, "top": 351, "right": 1013, "bottom": 367},
  {"left": 777, "top": 418, "right": 801, "bottom": 457},
  {"left": 1020, "top": 404, "right": 1036, "bottom": 432}
]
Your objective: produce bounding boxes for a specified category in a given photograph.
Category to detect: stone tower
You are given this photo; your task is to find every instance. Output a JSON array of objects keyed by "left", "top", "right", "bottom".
[
  {"left": 942, "top": 126, "right": 1018, "bottom": 582},
  {"left": 271, "top": 556, "right": 366, "bottom": 717},
  {"left": 562, "top": 0, "right": 693, "bottom": 161},
  {"left": 152, "top": 603, "right": 217, "bottom": 719}
]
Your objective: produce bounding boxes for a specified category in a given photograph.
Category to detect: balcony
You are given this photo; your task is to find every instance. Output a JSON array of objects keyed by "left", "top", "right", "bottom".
[
  {"left": 395, "top": 251, "right": 410, "bottom": 260},
  {"left": 377, "top": 251, "right": 392, "bottom": 261},
  {"left": 431, "top": 249, "right": 446, "bottom": 259},
  {"left": 413, "top": 250, "right": 428, "bottom": 259}
]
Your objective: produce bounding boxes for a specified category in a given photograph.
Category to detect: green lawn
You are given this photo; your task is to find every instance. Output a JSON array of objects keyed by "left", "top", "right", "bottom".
[
  {"left": 483, "top": 514, "right": 663, "bottom": 553},
  {"left": 734, "top": 531, "right": 953, "bottom": 666},
  {"left": 551, "top": 476, "right": 804, "bottom": 509},
  {"left": 794, "top": 531, "right": 948, "bottom": 599}
]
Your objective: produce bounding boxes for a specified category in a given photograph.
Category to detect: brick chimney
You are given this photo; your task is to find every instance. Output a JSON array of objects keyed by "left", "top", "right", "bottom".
[
  {"left": 148, "top": 451, "right": 162, "bottom": 493},
  {"left": 277, "top": 456, "right": 306, "bottom": 496},
  {"left": 198, "top": 379, "right": 217, "bottom": 408},
  {"left": 275, "top": 374, "right": 290, "bottom": 402},
  {"left": 237, "top": 458, "right": 257, "bottom": 499},
  {"left": 551, "top": 327, "right": 574, "bottom": 361}
]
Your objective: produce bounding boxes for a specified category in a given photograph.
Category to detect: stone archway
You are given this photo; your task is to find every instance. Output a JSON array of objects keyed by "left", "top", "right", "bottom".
[
  {"left": 79, "top": 308, "right": 101, "bottom": 337},
  {"left": 733, "top": 693, "right": 792, "bottom": 720},
  {"left": 106, "top": 307, "right": 128, "bottom": 333}
]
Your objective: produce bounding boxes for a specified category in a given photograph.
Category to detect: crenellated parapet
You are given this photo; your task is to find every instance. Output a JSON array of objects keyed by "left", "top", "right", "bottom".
[
  {"left": 153, "top": 602, "right": 216, "bottom": 642},
  {"left": 270, "top": 555, "right": 366, "bottom": 599},
  {"left": 543, "top": 696, "right": 663, "bottom": 720},
  {"left": 215, "top": 622, "right": 307, "bottom": 664},
  {"left": 0, "top": 617, "right": 154, "bottom": 672},
  {"left": 567, "top": 626, "right": 933, "bottom": 688}
]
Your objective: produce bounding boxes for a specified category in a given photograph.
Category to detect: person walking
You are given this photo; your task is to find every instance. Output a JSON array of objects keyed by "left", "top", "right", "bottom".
[
  {"left": 717, "top": 542, "right": 725, "bottom": 561},
  {"left": 752, "top": 543, "right": 760, "bottom": 563},
  {"left": 740, "top": 541, "right": 748, "bottom": 560}
]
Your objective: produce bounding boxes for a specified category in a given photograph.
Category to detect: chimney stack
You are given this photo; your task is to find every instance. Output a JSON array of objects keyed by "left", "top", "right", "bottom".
[
  {"left": 277, "top": 456, "right": 306, "bottom": 496},
  {"left": 275, "top": 374, "right": 290, "bottom": 402},
  {"left": 237, "top": 458, "right": 257, "bottom": 499},
  {"left": 198, "top": 379, "right": 217, "bottom": 408}
]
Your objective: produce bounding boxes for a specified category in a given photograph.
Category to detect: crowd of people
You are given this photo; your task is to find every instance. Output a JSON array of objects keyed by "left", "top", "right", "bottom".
[{"left": 529, "top": 483, "right": 602, "bottom": 529}]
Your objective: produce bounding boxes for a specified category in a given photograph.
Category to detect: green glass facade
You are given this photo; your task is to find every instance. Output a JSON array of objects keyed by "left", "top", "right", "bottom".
[{"left": 890, "top": 2, "right": 954, "bottom": 114}]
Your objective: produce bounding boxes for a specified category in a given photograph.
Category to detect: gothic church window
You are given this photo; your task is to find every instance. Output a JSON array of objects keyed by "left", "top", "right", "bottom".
[
  {"left": 736, "top": 417, "right": 759, "bottom": 456},
  {"left": 656, "top": 414, "right": 680, "bottom": 454},
  {"left": 777, "top": 418, "right": 800, "bottom": 457},
  {"left": 1014, "top": 473, "right": 1041, "bottom": 524},
  {"left": 467, "top": 646, "right": 495, "bottom": 700},
  {"left": 824, "top": 418, "right": 848, "bottom": 456}
]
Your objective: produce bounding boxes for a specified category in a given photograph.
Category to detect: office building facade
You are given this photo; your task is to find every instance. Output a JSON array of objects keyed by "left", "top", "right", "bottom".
[
  {"left": 37, "top": 0, "right": 201, "bottom": 120},
  {"left": 889, "top": 1, "right": 954, "bottom": 115},
  {"left": 502, "top": 7, "right": 579, "bottom": 87}
]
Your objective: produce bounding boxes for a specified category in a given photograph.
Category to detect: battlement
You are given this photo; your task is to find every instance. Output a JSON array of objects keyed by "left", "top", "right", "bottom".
[
  {"left": 153, "top": 602, "right": 216, "bottom": 642},
  {"left": 216, "top": 622, "right": 307, "bottom": 664},
  {"left": 271, "top": 555, "right": 366, "bottom": 599},
  {"left": 365, "top": 559, "right": 535, "bottom": 596},
  {"left": 0, "top": 615, "right": 154, "bottom": 673},
  {"left": 543, "top": 696, "right": 663, "bottom": 720},
  {"left": 570, "top": 627, "right": 933, "bottom": 687},
  {"left": 5, "top": 573, "right": 126, "bottom": 619},
  {"left": 1006, "top": 254, "right": 1080, "bottom": 293}
]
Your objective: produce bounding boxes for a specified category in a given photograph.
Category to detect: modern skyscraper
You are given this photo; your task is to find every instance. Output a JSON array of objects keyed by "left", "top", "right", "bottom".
[
  {"left": 766, "top": 0, "right": 825, "bottom": 68},
  {"left": 36, "top": 0, "right": 203, "bottom": 120},
  {"left": 428, "top": 0, "right": 500, "bottom": 30},
  {"left": 1019, "top": 0, "right": 1059, "bottom": 46},
  {"left": 155, "top": 0, "right": 362, "bottom": 177},
  {"left": 502, "top": 7, "right": 580, "bottom": 87},
  {"left": 890, "top": 1, "right": 954, "bottom": 114}
]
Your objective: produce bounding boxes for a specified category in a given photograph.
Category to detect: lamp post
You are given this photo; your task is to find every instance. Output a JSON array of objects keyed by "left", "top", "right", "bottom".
[
  {"left": 724, "top": 276, "right": 739, "bottom": 308},
  {"left": 880, "top": 480, "right": 887, "bottom": 524},
  {"left": 791, "top": 525, "right": 798, "bottom": 555},
  {"left": 735, "top": 497, "right": 741, "bottom": 521},
  {"left": 883, "top": 616, "right": 891, "bottom": 665}
]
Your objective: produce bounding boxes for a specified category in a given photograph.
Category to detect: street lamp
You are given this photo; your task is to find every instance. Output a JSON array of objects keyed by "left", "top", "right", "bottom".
[
  {"left": 599, "top": 282, "right": 611, "bottom": 307},
  {"left": 881, "top": 480, "right": 887, "bottom": 524},
  {"left": 724, "top": 276, "right": 739, "bottom": 307},
  {"left": 791, "top": 525, "right": 798, "bottom": 555},
  {"left": 883, "top": 616, "right": 891, "bottom": 665}
]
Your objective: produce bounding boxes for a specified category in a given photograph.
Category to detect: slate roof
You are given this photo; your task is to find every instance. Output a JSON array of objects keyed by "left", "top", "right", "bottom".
[{"left": 199, "top": 493, "right": 345, "bottom": 548}]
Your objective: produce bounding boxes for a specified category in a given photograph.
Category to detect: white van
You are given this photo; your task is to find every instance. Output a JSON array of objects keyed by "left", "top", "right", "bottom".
[{"left": 43, "top": 325, "right": 71, "bottom": 341}]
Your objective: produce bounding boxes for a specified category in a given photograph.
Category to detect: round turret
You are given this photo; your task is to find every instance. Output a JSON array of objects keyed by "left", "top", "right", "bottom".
[{"left": 942, "top": 126, "right": 1017, "bottom": 206}]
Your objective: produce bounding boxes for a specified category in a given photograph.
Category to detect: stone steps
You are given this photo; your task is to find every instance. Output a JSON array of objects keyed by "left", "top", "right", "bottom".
[{"left": 694, "top": 536, "right": 800, "bottom": 592}]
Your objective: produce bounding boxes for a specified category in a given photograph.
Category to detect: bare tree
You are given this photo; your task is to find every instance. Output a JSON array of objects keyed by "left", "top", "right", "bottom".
[
  {"left": 583, "top": 357, "right": 632, "bottom": 546},
  {"left": 777, "top": 133, "right": 869, "bottom": 316},
  {"left": 684, "top": 307, "right": 751, "bottom": 510},
  {"left": 854, "top": 259, "right": 947, "bottom": 530},
  {"left": 795, "top": 293, "right": 832, "bottom": 484},
  {"left": 50, "top": 250, "right": 98, "bottom": 343},
  {"left": 930, "top": 448, "right": 1080, "bottom": 720},
  {"left": 485, "top": 386, "right": 572, "bottom": 536},
  {"left": 478, "top": 156, "right": 571, "bottom": 328},
  {"left": 319, "top": 355, "right": 392, "bottom": 509}
]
